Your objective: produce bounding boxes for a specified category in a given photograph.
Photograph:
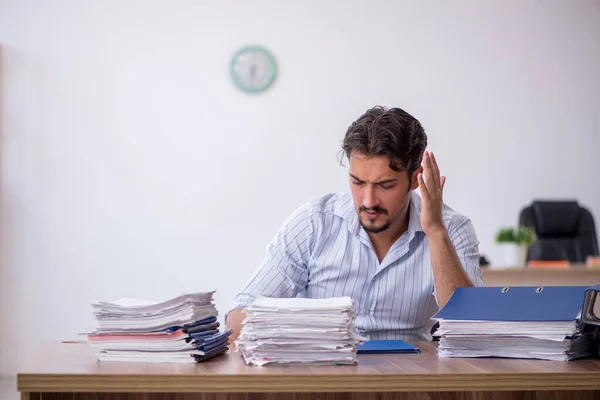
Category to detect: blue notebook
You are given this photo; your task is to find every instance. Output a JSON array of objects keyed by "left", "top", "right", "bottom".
[{"left": 357, "top": 340, "right": 420, "bottom": 354}]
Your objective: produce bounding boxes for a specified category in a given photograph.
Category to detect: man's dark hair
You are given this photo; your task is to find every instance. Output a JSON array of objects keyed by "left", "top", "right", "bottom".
[{"left": 340, "top": 105, "right": 427, "bottom": 174}]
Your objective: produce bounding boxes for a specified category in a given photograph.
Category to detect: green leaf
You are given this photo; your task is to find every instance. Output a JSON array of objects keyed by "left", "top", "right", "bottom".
[
  {"left": 495, "top": 226, "right": 536, "bottom": 246},
  {"left": 495, "top": 227, "right": 515, "bottom": 243},
  {"left": 514, "top": 226, "right": 536, "bottom": 246}
]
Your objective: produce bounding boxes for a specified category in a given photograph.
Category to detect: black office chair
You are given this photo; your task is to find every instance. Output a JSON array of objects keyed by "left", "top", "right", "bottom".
[{"left": 519, "top": 200, "right": 599, "bottom": 263}]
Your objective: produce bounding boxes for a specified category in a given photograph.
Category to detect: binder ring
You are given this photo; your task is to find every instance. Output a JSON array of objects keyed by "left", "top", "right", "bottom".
[
  {"left": 536, "top": 287, "right": 544, "bottom": 293},
  {"left": 501, "top": 287, "right": 509, "bottom": 293}
]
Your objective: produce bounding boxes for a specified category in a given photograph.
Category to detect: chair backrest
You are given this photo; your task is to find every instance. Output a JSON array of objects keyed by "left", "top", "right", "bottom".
[{"left": 519, "top": 200, "right": 599, "bottom": 263}]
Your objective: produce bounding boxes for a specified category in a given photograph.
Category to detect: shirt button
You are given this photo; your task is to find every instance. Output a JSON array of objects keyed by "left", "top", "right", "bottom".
[
  {"left": 364, "top": 309, "right": 370, "bottom": 315},
  {"left": 371, "top": 276, "right": 376, "bottom": 282}
]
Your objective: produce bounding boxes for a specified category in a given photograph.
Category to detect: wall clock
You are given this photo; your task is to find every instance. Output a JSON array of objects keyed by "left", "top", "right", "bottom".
[{"left": 229, "top": 45, "right": 277, "bottom": 94}]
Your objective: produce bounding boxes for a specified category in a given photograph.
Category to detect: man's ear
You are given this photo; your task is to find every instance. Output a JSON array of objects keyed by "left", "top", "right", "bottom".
[{"left": 410, "top": 166, "right": 423, "bottom": 190}]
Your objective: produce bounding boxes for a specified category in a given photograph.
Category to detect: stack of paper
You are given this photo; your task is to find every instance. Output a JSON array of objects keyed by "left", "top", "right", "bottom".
[
  {"left": 433, "top": 286, "right": 600, "bottom": 361},
  {"left": 435, "top": 320, "right": 597, "bottom": 361},
  {"left": 235, "top": 296, "right": 364, "bottom": 366},
  {"left": 85, "top": 292, "right": 232, "bottom": 363}
]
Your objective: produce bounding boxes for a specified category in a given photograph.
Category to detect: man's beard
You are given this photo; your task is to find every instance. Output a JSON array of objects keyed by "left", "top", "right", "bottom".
[
  {"left": 358, "top": 206, "right": 393, "bottom": 234},
  {"left": 358, "top": 181, "right": 412, "bottom": 234}
]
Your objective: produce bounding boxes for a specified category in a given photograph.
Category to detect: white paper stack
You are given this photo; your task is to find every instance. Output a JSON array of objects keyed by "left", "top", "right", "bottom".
[
  {"left": 235, "top": 296, "right": 364, "bottom": 366},
  {"left": 434, "top": 319, "right": 597, "bottom": 361},
  {"left": 84, "top": 292, "right": 232, "bottom": 363}
]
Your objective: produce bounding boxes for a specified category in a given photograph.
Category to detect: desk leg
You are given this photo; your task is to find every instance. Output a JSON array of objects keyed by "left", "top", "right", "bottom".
[{"left": 18, "top": 391, "right": 600, "bottom": 399}]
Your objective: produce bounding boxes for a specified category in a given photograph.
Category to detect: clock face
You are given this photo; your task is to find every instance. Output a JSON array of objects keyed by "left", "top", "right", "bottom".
[{"left": 230, "top": 46, "right": 277, "bottom": 93}]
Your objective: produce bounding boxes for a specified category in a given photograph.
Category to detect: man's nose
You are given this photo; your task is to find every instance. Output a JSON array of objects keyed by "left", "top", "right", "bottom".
[{"left": 362, "top": 185, "right": 379, "bottom": 209}]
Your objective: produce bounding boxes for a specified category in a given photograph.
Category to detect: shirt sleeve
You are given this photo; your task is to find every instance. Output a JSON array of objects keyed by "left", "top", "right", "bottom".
[
  {"left": 226, "top": 202, "right": 315, "bottom": 320},
  {"left": 447, "top": 217, "right": 485, "bottom": 287}
]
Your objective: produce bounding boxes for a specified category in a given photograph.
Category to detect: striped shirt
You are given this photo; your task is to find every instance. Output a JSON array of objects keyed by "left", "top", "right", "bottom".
[{"left": 229, "top": 191, "right": 484, "bottom": 342}]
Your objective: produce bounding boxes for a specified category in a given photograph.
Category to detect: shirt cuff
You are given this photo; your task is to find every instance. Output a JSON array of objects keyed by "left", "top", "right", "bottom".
[{"left": 224, "top": 293, "right": 256, "bottom": 322}]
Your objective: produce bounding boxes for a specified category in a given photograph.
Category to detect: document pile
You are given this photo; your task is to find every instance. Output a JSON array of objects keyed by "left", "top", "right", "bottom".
[
  {"left": 433, "top": 286, "right": 600, "bottom": 361},
  {"left": 85, "top": 292, "right": 232, "bottom": 363},
  {"left": 235, "top": 296, "right": 363, "bottom": 366}
]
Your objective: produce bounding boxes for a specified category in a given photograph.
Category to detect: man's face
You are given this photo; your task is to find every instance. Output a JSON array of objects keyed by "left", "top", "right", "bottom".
[{"left": 349, "top": 152, "right": 419, "bottom": 234}]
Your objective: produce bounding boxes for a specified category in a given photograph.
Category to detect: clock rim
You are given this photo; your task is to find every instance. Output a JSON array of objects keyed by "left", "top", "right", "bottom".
[{"left": 229, "top": 45, "right": 277, "bottom": 93}]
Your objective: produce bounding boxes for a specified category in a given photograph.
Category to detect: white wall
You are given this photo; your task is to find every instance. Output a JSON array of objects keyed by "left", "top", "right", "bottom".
[{"left": 1, "top": 0, "right": 599, "bottom": 375}]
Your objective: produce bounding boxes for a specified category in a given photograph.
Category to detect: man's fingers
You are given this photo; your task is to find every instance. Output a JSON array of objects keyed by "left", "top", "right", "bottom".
[
  {"left": 441, "top": 176, "right": 447, "bottom": 194},
  {"left": 424, "top": 151, "right": 440, "bottom": 192},
  {"left": 423, "top": 152, "right": 433, "bottom": 181},
  {"left": 429, "top": 151, "right": 441, "bottom": 180},
  {"left": 418, "top": 173, "right": 429, "bottom": 199}
]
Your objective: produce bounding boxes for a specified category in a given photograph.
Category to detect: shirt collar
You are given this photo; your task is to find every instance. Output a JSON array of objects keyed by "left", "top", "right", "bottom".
[
  {"left": 333, "top": 192, "right": 361, "bottom": 237},
  {"left": 408, "top": 191, "right": 424, "bottom": 233}
]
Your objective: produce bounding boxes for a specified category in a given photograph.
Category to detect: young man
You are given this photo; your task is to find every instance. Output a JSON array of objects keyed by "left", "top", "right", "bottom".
[{"left": 226, "top": 106, "right": 484, "bottom": 342}]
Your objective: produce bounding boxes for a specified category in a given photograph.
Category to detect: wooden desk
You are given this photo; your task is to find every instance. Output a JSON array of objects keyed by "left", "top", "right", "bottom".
[
  {"left": 482, "top": 266, "right": 600, "bottom": 287},
  {"left": 17, "top": 341, "right": 600, "bottom": 400}
]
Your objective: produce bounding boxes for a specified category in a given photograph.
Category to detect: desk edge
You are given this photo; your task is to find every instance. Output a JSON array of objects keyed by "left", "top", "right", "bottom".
[{"left": 16, "top": 372, "right": 600, "bottom": 393}]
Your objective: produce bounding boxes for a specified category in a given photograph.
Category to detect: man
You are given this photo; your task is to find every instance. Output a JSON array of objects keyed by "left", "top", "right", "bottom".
[{"left": 226, "top": 106, "right": 484, "bottom": 342}]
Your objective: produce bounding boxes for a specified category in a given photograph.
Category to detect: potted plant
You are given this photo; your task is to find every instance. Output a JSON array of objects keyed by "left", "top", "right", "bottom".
[{"left": 495, "top": 226, "right": 536, "bottom": 267}]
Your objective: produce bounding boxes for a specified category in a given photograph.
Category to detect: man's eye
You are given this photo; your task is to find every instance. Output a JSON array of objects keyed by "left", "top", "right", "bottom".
[
  {"left": 352, "top": 181, "right": 365, "bottom": 186},
  {"left": 380, "top": 184, "right": 394, "bottom": 190}
]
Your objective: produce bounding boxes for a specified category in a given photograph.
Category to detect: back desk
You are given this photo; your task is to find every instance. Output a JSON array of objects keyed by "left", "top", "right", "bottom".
[
  {"left": 481, "top": 265, "right": 600, "bottom": 287},
  {"left": 17, "top": 341, "right": 600, "bottom": 400}
]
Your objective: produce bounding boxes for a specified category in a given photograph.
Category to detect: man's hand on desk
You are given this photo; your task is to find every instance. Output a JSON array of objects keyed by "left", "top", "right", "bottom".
[{"left": 225, "top": 308, "right": 245, "bottom": 349}]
